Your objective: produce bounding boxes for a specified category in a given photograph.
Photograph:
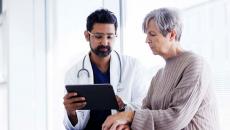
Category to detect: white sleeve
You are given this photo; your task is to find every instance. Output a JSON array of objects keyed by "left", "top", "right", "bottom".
[
  {"left": 125, "top": 60, "right": 150, "bottom": 110},
  {"left": 63, "top": 110, "right": 90, "bottom": 130}
]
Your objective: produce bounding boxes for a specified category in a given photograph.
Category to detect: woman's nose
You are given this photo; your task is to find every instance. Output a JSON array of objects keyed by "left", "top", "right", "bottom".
[{"left": 145, "top": 36, "right": 150, "bottom": 44}]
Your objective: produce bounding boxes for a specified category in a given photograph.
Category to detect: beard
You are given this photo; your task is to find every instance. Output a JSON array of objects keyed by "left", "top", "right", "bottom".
[{"left": 90, "top": 44, "right": 112, "bottom": 57}]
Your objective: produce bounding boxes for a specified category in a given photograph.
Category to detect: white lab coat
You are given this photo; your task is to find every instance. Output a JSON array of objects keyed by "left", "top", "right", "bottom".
[{"left": 63, "top": 51, "right": 149, "bottom": 130}]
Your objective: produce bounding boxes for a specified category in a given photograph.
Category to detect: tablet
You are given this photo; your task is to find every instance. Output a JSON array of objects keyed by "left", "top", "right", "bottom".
[{"left": 65, "top": 84, "right": 119, "bottom": 110}]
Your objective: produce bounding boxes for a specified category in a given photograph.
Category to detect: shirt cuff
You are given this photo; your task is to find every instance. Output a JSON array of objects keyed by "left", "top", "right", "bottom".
[{"left": 63, "top": 110, "right": 89, "bottom": 130}]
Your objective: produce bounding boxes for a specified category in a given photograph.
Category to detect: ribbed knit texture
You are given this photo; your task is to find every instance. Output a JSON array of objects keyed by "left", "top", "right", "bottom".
[{"left": 131, "top": 51, "right": 219, "bottom": 130}]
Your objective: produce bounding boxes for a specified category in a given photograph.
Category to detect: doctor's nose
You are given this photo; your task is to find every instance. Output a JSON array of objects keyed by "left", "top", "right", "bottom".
[{"left": 101, "top": 37, "right": 109, "bottom": 45}]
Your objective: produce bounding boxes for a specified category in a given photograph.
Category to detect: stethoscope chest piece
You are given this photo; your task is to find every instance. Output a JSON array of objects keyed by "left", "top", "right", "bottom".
[
  {"left": 116, "top": 82, "right": 124, "bottom": 93},
  {"left": 117, "top": 88, "right": 123, "bottom": 92}
]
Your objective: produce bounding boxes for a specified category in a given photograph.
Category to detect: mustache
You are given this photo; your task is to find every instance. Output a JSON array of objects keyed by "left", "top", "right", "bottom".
[{"left": 96, "top": 45, "right": 111, "bottom": 50}]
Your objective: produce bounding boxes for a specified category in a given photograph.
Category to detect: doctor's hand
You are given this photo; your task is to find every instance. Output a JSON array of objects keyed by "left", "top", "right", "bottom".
[
  {"left": 63, "top": 92, "right": 86, "bottom": 111},
  {"left": 63, "top": 92, "right": 86, "bottom": 125},
  {"left": 116, "top": 95, "right": 126, "bottom": 111}
]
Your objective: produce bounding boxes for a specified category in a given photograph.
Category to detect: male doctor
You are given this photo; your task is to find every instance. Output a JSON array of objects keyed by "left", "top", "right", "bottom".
[{"left": 63, "top": 9, "right": 149, "bottom": 130}]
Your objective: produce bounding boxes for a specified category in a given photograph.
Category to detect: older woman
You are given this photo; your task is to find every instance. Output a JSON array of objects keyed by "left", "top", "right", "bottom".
[{"left": 102, "top": 8, "right": 219, "bottom": 130}]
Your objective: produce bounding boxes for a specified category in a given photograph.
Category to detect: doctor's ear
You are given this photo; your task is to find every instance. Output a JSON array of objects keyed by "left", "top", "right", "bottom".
[{"left": 84, "top": 31, "right": 90, "bottom": 41}]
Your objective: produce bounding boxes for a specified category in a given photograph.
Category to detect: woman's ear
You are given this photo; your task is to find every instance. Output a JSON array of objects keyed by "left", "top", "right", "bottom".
[
  {"left": 169, "top": 30, "right": 177, "bottom": 41},
  {"left": 84, "top": 31, "right": 90, "bottom": 41}
]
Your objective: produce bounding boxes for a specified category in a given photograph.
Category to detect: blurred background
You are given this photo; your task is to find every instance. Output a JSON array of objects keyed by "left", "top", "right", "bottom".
[{"left": 0, "top": 0, "right": 229, "bottom": 130}]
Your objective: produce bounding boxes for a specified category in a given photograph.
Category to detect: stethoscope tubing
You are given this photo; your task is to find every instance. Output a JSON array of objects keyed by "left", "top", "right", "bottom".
[{"left": 77, "top": 51, "right": 122, "bottom": 84}]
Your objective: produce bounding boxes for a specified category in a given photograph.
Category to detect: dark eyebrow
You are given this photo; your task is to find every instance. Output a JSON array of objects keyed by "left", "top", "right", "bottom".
[{"left": 93, "top": 32, "right": 115, "bottom": 35}]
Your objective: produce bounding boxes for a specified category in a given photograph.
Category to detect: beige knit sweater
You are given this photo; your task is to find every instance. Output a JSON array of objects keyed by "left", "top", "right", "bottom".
[{"left": 131, "top": 51, "right": 219, "bottom": 130}]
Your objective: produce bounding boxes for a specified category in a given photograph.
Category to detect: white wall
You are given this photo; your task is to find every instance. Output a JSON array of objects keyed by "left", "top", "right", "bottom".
[
  {"left": 7, "top": 0, "right": 47, "bottom": 130},
  {"left": 0, "top": 2, "right": 8, "bottom": 129},
  {"left": 0, "top": 1, "right": 8, "bottom": 130}
]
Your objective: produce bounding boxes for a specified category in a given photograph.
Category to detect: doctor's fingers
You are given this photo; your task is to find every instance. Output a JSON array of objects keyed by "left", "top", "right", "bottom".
[
  {"left": 63, "top": 97, "right": 86, "bottom": 105},
  {"left": 63, "top": 92, "right": 78, "bottom": 99},
  {"left": 65, "top": 102, "right": 87, "bottom": 111},
  {"left": 72, "top": 102, "right": 87, "bottom": 110}
]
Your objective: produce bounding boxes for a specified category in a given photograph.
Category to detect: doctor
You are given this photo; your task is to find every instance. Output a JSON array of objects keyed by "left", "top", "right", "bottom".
[{"left": 63, "top": 9, "right": 149, "bottom": 130}]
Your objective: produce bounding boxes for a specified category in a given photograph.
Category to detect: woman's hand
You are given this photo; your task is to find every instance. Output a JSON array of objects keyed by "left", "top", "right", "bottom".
[
  {"left": 116, "top": 124, "right": 131, "bottom": 130},
  {"left": 102, "top": 111, "right": 135, "bottom": 130}
]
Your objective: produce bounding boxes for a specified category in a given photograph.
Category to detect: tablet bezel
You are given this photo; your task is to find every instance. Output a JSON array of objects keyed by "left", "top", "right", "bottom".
[{"left": 65, "top": 84, "right": 119, "bottom": 110}]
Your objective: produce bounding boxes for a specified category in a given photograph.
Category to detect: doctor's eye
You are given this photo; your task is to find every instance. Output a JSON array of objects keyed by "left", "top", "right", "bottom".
[
  {"left": 94, "top": 34, "right": 103, "bottom": 39},
  {"left": 107, "top": 35, "right": 116, "bottom": 39},
  {"left": 88, "top": 31, "right": 117, "bottom": 40}
]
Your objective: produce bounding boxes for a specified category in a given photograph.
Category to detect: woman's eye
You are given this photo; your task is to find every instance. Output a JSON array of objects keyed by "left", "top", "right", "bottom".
[
  {"left": 148, "top": 33, "right": 156, "bottom": 37},
  {"left": 149, "top": 33, "right": 156, "bottom": 36}
]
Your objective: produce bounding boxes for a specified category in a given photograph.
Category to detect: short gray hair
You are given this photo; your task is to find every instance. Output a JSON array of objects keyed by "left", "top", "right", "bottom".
[{"left": 143, "top": 8, "right": 183, "bottom": 41}]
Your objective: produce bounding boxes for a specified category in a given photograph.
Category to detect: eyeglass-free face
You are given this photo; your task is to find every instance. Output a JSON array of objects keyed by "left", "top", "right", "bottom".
[{"left": 145, "top": 19, "right": 174, "bottom": 56}]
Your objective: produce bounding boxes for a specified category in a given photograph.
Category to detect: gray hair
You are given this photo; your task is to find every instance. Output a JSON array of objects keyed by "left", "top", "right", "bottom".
[{"left": 142, "top": 8, "right": 183, "bottom": 41}]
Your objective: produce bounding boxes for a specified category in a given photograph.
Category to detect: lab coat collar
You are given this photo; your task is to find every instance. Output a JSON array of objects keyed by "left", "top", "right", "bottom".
[
  {"left": 84, "top": 51, "right": 121, "bottom": 93},
  {"left": 83, "top": 53, "right": 94, "bottom": 84},
  {"left": 110, "top": 51, "right": 121, "bottom": 94}
]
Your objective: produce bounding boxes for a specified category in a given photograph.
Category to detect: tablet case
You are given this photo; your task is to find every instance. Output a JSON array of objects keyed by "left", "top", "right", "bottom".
[{"left": 65, "top": 84, "right": 119, "bottom": 110}]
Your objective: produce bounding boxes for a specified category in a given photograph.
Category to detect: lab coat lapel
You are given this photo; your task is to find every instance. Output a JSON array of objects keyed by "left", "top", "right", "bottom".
[
  {"left": 110, "top": 51, "right": 120, "bottom": 94},
  {"left": 82, "top": 54, "right": 94, "bottom": 84}
]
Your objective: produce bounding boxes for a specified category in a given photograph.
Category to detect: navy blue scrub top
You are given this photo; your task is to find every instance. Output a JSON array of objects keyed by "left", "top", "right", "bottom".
[{"left": 84, "top": 61, "right": 111, "bottom": 130}]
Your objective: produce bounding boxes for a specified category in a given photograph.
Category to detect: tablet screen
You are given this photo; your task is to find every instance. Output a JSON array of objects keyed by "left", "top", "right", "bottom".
[{"left": 65, "top": 84, "right": 119, "bottom": 110}]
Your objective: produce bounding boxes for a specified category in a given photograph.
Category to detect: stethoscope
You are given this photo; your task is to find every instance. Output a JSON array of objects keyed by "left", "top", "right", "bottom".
[{"left": 77, "top": 51, "right": 123, "bottom": 92}]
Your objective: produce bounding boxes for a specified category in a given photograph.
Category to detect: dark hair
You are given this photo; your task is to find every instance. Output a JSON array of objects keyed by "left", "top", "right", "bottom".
[{"left": 86, "top": 9, "right": 118, "bottom": 32}]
